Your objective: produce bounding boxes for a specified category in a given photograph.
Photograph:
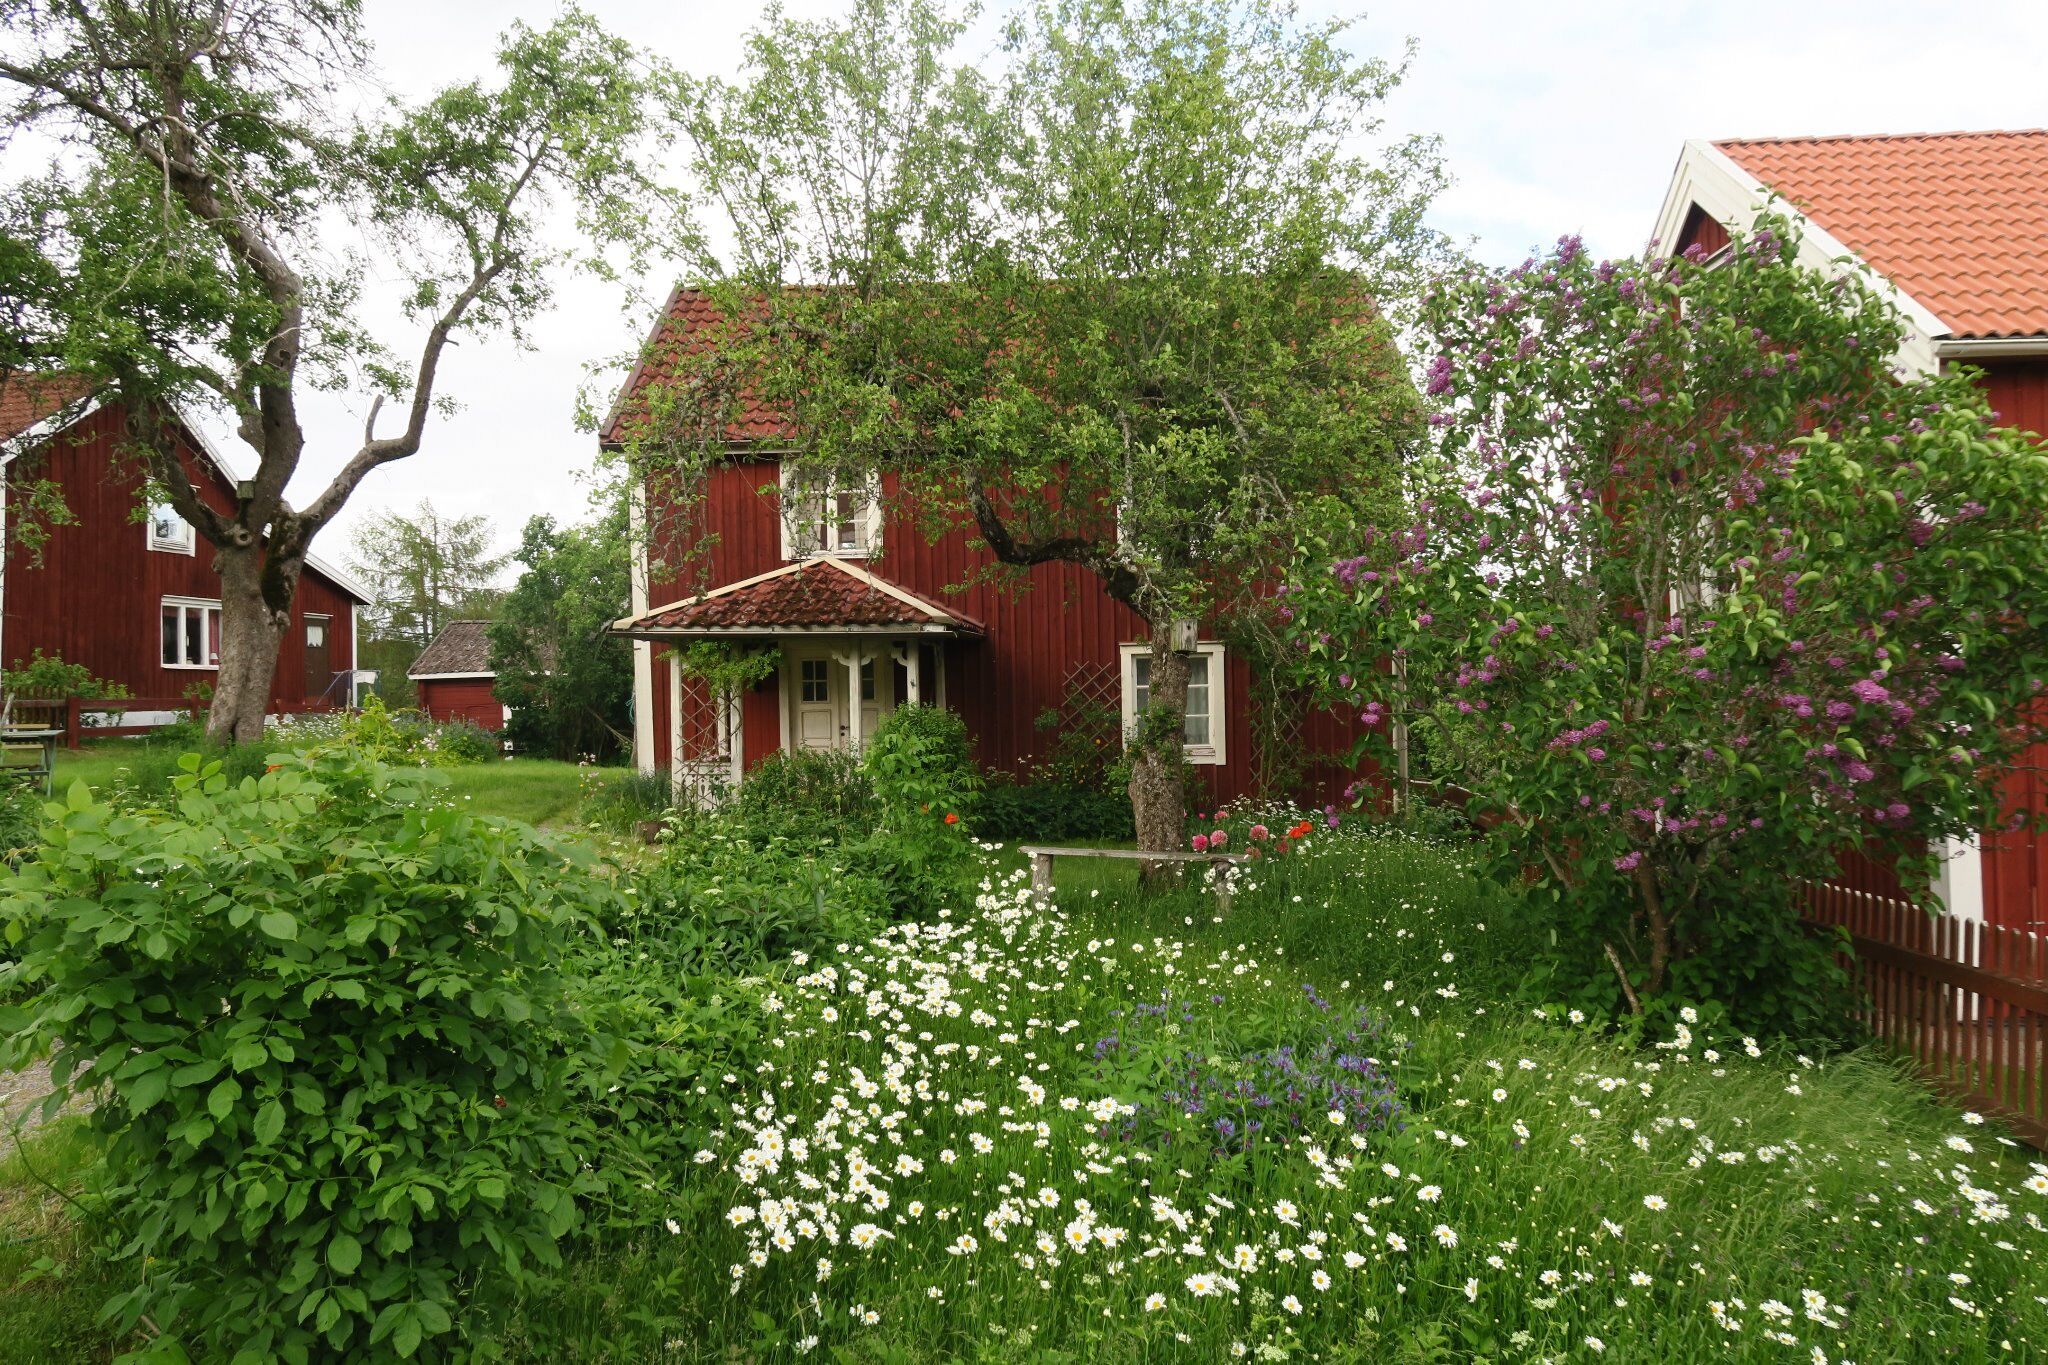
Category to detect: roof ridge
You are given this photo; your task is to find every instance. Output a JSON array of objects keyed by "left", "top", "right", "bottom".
[{"left": 1715, "top": 128, "right": 2048, "bottom": 148}]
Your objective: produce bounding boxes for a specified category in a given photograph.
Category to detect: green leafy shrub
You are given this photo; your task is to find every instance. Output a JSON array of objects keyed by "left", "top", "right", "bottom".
[
  {"left": 0, "top": 780, "right": 41, "bottom": 862},
  {"left": 861, "top": 705, "right": 980, "bottom": 913},
  {"left": 726, "top": 748, "right": 873, "bottom": 848},
  {"left": 2, "top": 649, "right": 129, "bottom": 702},
  {"left": 577, "top": 766, "right": 674, "bottom": 834},
  {"left": 431, "top": 717, "right": 501, "bottom": 763},
  {"left": 0, "top": 750, "right": 621, "bottom": 1361},
  {"left": 971, "top": 776, "right": 1135, "bottom": 843}
]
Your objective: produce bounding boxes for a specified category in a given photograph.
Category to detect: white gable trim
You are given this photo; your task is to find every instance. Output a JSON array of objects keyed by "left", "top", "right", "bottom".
[
  {"left": 1650, "top": 139, "right": 1950, "bottom": 376},
  {"left": 617, "top": 554, "right": 966, "bottom": 632}
]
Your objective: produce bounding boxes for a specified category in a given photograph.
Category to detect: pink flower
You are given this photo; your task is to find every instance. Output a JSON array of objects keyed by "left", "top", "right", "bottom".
[
  {"left": 1191, "top": 834, "right": 1210, "bottom": 852},
  {"left": 1249, "top": 824, "right": 1270, "bottom": 842},
  {"left": 1208, "top": 829, "right": 1229, "bottom": 850}
]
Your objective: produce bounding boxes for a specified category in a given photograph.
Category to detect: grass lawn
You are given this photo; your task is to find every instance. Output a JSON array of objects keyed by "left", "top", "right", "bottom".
[{"left": 49, "top": 742, "right": 591, "bottom": 828}]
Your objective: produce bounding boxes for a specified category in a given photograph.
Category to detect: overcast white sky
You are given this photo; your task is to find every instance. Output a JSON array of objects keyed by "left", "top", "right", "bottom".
[{"left": 278, "top": 0, "right": 2048, "bottom": 577}]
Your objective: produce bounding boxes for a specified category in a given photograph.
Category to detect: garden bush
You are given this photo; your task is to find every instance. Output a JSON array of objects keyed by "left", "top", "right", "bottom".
[
  {"left": 971, "top": 776, "right": 1135, "bottom": 843},
  {"left": 1282, "top": 219, "right": 2048, "bottom": 1038},
  {"left": 725, "top": 748, "right": 874, "bottom": 848},
  {"left": 860, "top": 704, "right": 981, "bottom": 914},
  {"left": 1, "top": 648, "right": 128, "bottom": 702},
  {"left": 577, "top": 766, "right": 675, "bottom": 834},
  {"left": 0, "top": 750, "right": 622, "bottom": 1361}
]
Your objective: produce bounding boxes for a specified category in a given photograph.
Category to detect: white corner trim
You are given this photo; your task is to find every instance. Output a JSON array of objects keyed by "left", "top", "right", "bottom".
[
  {"left": 1931, "top": 835, "right": 1985, "bottom": 923},
  {"left": 629, "top": 481, "right": 656, "bottom": 774},
  {"left": 1649, "top": 139, "right": 1950, "bottom": 377}
]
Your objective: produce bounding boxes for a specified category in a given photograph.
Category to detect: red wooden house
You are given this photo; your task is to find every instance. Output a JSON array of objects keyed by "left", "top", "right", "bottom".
[
  {"left": 408, "top": 620, "right": 507, "bottom": 731},
  {"left": 604, "top": 289, "right": 1377, "bottom": 807},
  {"left": 1651, "top": 130, "right": 2048, "bottom": 929},
  {"left": 0, "top": 376, "right": 370, "bottom": 718}
]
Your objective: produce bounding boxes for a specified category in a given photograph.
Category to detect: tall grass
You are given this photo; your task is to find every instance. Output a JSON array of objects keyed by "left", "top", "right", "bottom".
[{"left": 482, "top": 827, "right": 2045, "bottom": 1360}]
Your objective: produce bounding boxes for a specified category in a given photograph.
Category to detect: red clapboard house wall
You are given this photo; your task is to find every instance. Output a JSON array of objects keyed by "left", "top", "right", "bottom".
[
  {"left": 0, "top": 377, "right": 369, "bottom": 711},
  {"left": 603, "top": 289, "right": 1385, "bottom": 811},
  {"left": 1652, "top": 130, "right": 2048, "bottom": 930}
]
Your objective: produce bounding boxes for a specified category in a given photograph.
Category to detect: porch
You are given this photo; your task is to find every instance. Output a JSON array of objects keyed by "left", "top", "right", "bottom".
[{"left": 608, "top": 555, "right": 983, "bottom": 801}]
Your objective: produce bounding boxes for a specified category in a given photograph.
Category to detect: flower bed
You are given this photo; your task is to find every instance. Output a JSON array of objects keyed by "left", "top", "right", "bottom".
[{"left": 674, "top": 850, "right": 2048, "bottom": 1360}]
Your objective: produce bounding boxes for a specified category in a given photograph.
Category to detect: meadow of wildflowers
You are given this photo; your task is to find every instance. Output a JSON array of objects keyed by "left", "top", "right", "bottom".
[{"left": 644, "top": 823, "right": 2048, "bottom": 1361}]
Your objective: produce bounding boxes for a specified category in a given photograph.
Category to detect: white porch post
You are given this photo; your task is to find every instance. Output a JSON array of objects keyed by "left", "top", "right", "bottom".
[
  {"left": 893, "top": 640, "right": 922, "bottom": 705},
  {"left": 842, "top": 642, "right": 866, "bottom": 751},
  {"left": 1932, "top": 835, "right": 1986, "bottom": 924},
  {"left": 723, "top": 685, "right": 743, "bottom": 786}
]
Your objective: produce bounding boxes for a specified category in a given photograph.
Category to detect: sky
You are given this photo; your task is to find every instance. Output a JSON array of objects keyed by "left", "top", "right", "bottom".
[{"left": 243, "top": 0, "right": 2048, "bottom": 579}]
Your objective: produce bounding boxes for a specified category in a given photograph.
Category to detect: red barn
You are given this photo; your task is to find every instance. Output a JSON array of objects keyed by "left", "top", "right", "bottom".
[
  {"left": 407, "top": 620, "right": 507, "bottom": 730},
  {"left": 1651, "top": 130, "right": 2048, "bottom": 929},
  {"left": 603, "top": 289, "right": 1381, "bottom": 808},
  {"left": 0, "top": 376, "right": 370, "bottom": 716}
]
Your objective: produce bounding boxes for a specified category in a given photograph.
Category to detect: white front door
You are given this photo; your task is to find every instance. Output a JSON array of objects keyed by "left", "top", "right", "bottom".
[
  {"left": 786, "top": 644, "right": 899, "bottom": 753},
  {"left": 794, "top": 654, "right": 840, "bottom": 751}
]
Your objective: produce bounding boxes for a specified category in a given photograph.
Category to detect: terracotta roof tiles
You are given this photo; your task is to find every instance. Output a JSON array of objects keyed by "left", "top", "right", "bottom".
[
  {"left": 601, "top": 287, "right": 793, "bottom": 447},
  {"left": 0, "top": 373, "right": 96, "bottom": 443},
  {"left": 1715, "top": 130, "right": 2048, "bottom": 339},
  {"left": 614, "top": 557, "right": 981, "bottom": 636}
]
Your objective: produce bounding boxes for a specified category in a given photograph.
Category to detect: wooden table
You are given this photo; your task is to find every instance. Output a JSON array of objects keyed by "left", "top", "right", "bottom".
[
  {"left": 0, "top": 728, "right": 61, "bottom": 798},
  {"left": 1019, "top": 844, "right": 1251, "bottom": 910}
]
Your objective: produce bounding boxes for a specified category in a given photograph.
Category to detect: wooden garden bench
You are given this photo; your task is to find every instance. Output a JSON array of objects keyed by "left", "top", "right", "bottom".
[{"left": 1019, "top": 844, "right": 1250, "bottom": 911}]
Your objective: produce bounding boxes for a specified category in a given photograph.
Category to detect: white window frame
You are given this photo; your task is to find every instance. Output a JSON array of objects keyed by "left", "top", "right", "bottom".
[
  {"left": 778, "top": 463, "right": 882, "bottom": 559},
  {"left": 1119, "top": 640, "right": 1226, "bottom": 766},
  {"left": 161, "top": 596, "right": 221, "bottom": 670},
  {"left": 147, "top": 503, "right": 195, "bottom": 555}
]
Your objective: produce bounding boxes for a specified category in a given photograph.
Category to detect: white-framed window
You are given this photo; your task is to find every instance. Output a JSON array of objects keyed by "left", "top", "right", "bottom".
[
  {"left": 779, "top": 464, "right": 880, "bottom": 559},
  {"left": 161, "top": 596, "right": 221, "bottom": 669},
  {"left": 148, "top": 503, "right": 195, "bottom": 554},
  {"left": 1119, "top": 640, "right": 1226, "bottom": 765}
]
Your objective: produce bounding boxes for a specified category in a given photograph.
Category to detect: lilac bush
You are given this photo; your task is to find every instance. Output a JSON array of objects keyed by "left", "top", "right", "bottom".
[{"left": 1281, "top": 219, "right": 2048, "bottom": 1035}]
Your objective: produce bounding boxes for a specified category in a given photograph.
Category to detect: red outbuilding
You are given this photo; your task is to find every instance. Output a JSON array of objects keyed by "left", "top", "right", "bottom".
[
  {"left": 0, "top": 376, "right": 369, "bottom": 718},
  {"left": 407, "top": 620, "right": 507, "bottom": 731},
  {"left": 1650, "top": 130, "right": 2048, "bottom": 930},
  {"left": 603, "top": 289, "right": 1382, "bottom": 808}
]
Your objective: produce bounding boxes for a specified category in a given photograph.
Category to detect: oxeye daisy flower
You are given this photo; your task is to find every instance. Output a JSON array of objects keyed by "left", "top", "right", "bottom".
[
  {"left": 1642, "top": 1194, "right": 1668, "bottom": 1211},
  {"left": 1281, "top": 1294, "right": 1303, "bottom": 1315},
  {"left": 1144, "top": 1292, "right": 1166, "bottom": 1312},
  {"left": 1312, "top": 1269, "right": 1332, "bottom": 1291}
]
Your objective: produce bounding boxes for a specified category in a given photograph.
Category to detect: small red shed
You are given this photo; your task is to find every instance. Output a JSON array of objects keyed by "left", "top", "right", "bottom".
[{"left": 407, "top": 620, "right": 506, "bottom": 731}]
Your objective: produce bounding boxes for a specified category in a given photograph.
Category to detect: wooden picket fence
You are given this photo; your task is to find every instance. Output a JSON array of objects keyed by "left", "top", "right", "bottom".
[{"left": 1801, "top": 879, "right": 2048, "bottom": 1149}]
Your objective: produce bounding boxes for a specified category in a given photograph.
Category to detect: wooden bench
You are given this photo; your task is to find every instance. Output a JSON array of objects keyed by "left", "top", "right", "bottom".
[{"left": 1020, "top": 844, "right": 1250, "bottom": 911}]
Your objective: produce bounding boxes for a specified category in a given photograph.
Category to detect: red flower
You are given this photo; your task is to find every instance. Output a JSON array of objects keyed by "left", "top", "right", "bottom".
[{"left": 944, "top": 812, "right": 959, "bottom": 825}]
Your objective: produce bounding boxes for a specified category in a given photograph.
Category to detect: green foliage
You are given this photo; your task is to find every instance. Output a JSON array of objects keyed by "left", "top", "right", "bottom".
[
  {"left": 724, "top": 749, "right": 875, "bottom": 849},
  {"left": 0, "top": 779, "right": 42, "bottom": 862},
  {"left": 491, "top": 509, "right": 633, "bottom": 763},
  {"left": 1283, "top": 221, "right": 2048, "bottom": 1037},
  {"left": 282, "top": 697, "right": 497, "bottom": 769},
  {"left": 0, "top": 750, "right": 624, "bottom": 1361},
  {"left": 1030, "top": 684, "right": 1127, "bottom": 793},
  {"left": 861, "top": 705, "right": 980, "bottom": 913},
  {"left": 347, "top": 501, "right": 506, "bottom": 650},
  {"left": 672, "top": 641, "right": 781, "bottom": 695},
  {"left": 576, "top": 767, "right": 674, "bottom": 835},
  {"left": 970, "top": 777, "right": 1134, "bottom": 843},
  {"left": 2, "top": 649, "right": 127, "bottom": 702}
]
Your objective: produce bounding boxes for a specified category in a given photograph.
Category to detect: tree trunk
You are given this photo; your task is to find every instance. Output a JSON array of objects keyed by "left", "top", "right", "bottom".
[
  {"left": 1633, "top": 862, "right": 1673, "bottom": 996},
  {"left": 205, "top": 544, "right": 298, "bottom": 746},
  {"left": 1128, "top": 617, "right": 1190, "bottom": 891}
]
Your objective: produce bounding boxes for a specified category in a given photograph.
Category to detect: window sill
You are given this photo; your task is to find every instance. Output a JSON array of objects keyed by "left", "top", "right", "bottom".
[
  {"left": 162, "top": 662, "right": 219, "bottom": 671},
  {"left": 149, "top": 541, "right": 196, "bottom": 556}
]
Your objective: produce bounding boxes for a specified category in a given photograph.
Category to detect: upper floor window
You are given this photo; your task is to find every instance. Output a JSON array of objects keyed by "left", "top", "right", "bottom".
[
  {"left": 780, "top": 465, "right": 879, "bottom": 559},
  {"left": 162, "top": 596, "right": 221, "bottom": 669},
  {"left": 148, "top": 503, "right": 195, "bottom": 554},
  {"left": 1119, "top": 641, "right": 1226, "bottom": 765}
]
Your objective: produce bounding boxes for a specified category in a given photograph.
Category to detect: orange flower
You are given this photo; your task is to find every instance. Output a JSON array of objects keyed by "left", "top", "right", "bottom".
[
  {"left": 944, "top": 812, "right": 959, "bottom": 825},
  {"left": 265, "top": 763, "right": 281, "bottom": 773}
]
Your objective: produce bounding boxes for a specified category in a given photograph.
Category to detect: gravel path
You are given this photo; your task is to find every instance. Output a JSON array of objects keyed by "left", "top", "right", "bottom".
[{"left": 0, "top": 1058, "right": 64, "bottom": 1151}]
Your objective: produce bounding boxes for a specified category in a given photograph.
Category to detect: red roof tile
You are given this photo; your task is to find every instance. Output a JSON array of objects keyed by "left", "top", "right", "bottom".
[
  {"left": 601, "top": 287, "right": 793, "bottom": 447},
  {"left": 614, "top": 557, "right": 982, "bottom": 636},
  {"left": 1715, "top": 130, "right": 2048, "bottom": 339},
  {"left": 0, "top": 373, "right": 96, "bottom": 442}
]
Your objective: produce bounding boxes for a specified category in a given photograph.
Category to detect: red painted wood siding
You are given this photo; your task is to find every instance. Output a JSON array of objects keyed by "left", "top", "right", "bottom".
[
  {"left": 645, "top": 457, "right": 1377, "bottom": 807},
  {"left": 3, "top": 404, "right": 357, "bottom": 708},
  {"left": 417, "top": 677, "right": 506, "bottom": 730},
  {"left": 1978, "top": 360, "right": 2048, "bottom": 929}
]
